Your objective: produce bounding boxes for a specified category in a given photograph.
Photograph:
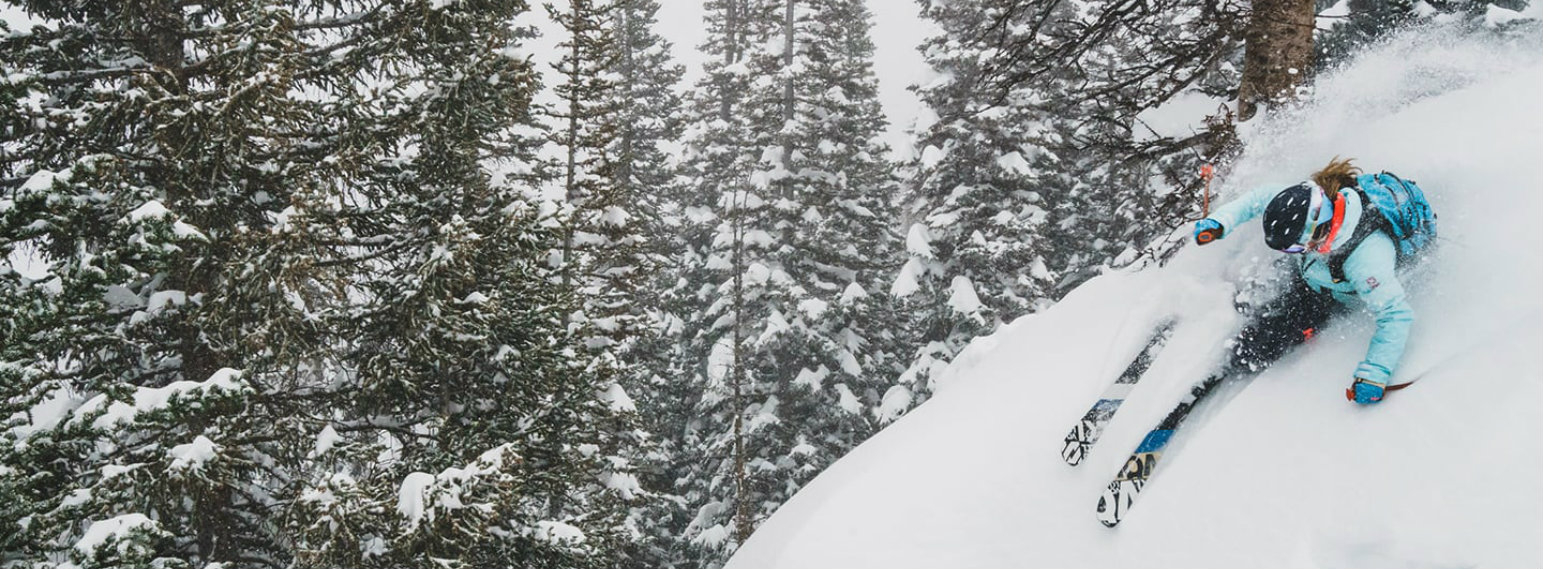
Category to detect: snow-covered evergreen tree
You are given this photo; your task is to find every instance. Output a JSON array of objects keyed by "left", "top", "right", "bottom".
[
  {"left": 538, "top": 1, "right": 694, "bottom": 566},
  {"left": 742, "top": 0, "right": 910, "bottom": 493},
  {"left": 662, "top": 0, "right": 904, "bottom": 565},
  {"left": 593, "top": 1, "right": 701, "bottom": 567},
  {"left": 1, "top": 1, "right": 346, "bottom": 564},
  {"left": 548, "top": 0, "right": 622, "bottom": 291},
  {"left": 665, "top": 0, "right": 781, "bottom": 561},
  {"left": 1, "top": 1, "right": 639, "bottom": 567},
  {"left": 895, "top": 0, "right": 1068, "bottom": 393},
  {"left": 542, "top": 0, "right": 686, "bottom": 413},
  {"left": 1316, "top": 0, "right": 1537, "bottom": 67},
  {"left": 896, "top": 0, "right": 1246, "bottom": 390}
]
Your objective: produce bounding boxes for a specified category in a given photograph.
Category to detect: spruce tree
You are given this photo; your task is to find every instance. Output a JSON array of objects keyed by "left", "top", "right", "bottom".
[
  {"left": 598, "top": 1, "right": 697, "bottom": 566},
  {"left": 664, "top": 1, "right": 904, "bottom": 565},
  {"left": 744, "top": 0, "right": 909, "bottom": 493},
  {"left": 540, "top": 1, "right": 693, "bottom": 566},
  {"left": 662, "top": 0, "right": 778, "bottom": 563},
  {"left": 1, "top": 1, "right": 640, "bottom": 567},
  {"left": 1, "top": 1, "right": 342, "bottom": 565},
  {"left": 279, "top": 2, "right": 638, "bottom": 567},
  {"left": 896, "top": 0, "right": 1068, "bottom": 391},
  {"left": 897, "top": 0, "right": 1247, "bottom": 389},
  {"left": 549, "top": 0, "right": 621, "bottom": 293}
]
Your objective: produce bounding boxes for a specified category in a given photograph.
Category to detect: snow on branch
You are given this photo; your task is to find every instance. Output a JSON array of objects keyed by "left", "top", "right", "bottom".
[{"left": 71, "top": 369, "right": 249, "bottom": 431}]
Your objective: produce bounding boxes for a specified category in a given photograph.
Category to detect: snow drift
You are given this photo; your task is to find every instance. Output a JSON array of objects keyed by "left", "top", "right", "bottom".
[{"left": 726, "top": 25, "right": 1543, "bottom": 569}]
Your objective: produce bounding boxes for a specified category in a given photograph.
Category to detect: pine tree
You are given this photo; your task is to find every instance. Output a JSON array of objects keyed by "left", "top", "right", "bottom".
[
  {"left": 681, "top": 0, "right": 781, "bottom": 558},
  {"left": 1, "top": 1, "right": 641, "bottom": 567},
  {"left": 896, "top": 0, "right": 1248, "bottom": 390},
  {"left": 608, "top": 0, "right": 689, "bottom": 298},
  {"left": 549, "top": 0, "right": 621, "bottom": 292},
  {"left": 744, "top": 0, "right": 909, "bottom": 495},
  {"left": 662, "top": 1, "right": 904, "bottom": 565},
  {"left": 1, "top": 1, "right": 342, "bottom": 565},
  {"left": 538, "top": 1, "right": 695, "bottom": 566},
  {"left": 895, "top": 0, "right": 1068, "bottom": 392},
  {"left": 596, "top": 1, "right": 699, "bottom": 567},
  {"left": 279, "top": 2, "right": 639, "bottom": 567}
]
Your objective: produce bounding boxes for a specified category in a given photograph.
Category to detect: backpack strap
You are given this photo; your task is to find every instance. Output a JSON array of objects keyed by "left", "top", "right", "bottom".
[
  {"left": 1381, "top": 171, "right": 1413, "bottom": 200},
  {"left": 1327, "top": 188, "right": 1386, "bottom": 283}
]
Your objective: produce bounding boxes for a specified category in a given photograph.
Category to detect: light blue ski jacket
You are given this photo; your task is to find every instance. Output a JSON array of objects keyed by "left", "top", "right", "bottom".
[{"left": 1207, "top": 185, "right": 1413, "bottom": 383}]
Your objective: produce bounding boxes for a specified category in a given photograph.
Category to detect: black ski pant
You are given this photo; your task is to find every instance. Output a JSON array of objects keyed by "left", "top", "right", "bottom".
[{"left": 1223, "top": 277, "right": 1346, "bottom": 375}]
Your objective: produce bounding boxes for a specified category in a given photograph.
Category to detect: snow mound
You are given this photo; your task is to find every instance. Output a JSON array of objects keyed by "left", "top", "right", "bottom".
[{"left": 727, "top": 25, "right": 1543, "bottom": 569}]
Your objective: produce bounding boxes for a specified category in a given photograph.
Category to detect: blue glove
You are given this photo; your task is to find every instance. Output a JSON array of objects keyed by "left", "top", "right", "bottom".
[
  {"left": 1348, "top": 378, "right": 1386, "bottom": 405},
  {"left": 1194, "top": 218, "right": 1223, "bottom": 245}
]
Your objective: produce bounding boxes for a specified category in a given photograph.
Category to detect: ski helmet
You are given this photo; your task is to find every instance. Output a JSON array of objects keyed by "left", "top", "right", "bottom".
[{"left": 1262, "top": 182, "right": 1333, "bottom": 252}]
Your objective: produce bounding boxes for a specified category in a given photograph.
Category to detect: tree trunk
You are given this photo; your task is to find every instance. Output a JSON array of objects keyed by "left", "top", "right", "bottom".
[
  {"left": 1237, "top": 0, "right": 1314, "bottom": 120},
  {"left": 721, "top": 0, "right": 755, "bottom": 545},
  {"left": 561, "top": 0, "right": 585, "bottom": 290},
  {"left": 782, "top": 0, "right": 796, "bottom": 181}
]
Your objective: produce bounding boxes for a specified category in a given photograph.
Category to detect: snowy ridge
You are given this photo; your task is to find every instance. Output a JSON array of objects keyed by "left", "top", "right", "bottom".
[{"left": 727, "top": 26, "right": 1543, "bottom": 569}]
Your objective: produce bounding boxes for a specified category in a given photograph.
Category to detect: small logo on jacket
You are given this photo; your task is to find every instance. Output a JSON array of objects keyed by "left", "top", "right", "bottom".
[{"left": 1365, "top": 276, "right": 1380, "bottom": 290}]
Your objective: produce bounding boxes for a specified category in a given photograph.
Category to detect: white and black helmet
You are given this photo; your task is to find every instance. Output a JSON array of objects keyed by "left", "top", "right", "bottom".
[{"left": 1262, "top": 182, "right": 1333, "bottom": 252}]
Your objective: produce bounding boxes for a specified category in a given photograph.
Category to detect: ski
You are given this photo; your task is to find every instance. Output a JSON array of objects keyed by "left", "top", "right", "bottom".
[
  {"left": 1095, "top": 371, "right": 1228, "bottom": 528},
  {"left": 1062, "top": 320, "right": 1178, "bottom": 466}
]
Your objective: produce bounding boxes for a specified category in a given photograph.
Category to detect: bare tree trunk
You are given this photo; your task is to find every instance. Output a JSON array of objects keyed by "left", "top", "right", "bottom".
[
  {"left": 720, "top": 0, "right": 756, "bottom": 545},
  {"left": 616, "top": 5, "right": 637, "bottom": 201},
  {"left": 561, "top": 0, "right": 585, "bottom": 290},
  {"left": 720, "top": 0, "right": 742, "bottom": 120},
  {"left": 1237, "top": 0, "right": 1314, "bottom": 120},
  {"left": 781, "top": 0, "right": 796, "bottom": 187},
  {"left": 731, "top": 203, "right": 752, "bottom": 543}
]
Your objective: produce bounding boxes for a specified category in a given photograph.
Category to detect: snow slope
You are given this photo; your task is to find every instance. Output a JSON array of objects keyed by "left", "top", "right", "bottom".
[{"left": 726, "top": 25, "right": 1543, "bottom": 569}]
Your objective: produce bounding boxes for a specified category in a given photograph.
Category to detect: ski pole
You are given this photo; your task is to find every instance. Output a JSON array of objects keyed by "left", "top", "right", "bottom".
[
  {"left": 1195, "top": 164, "right": 1222, "bottom": 244},
  {"left": 1359, "top": 313, "right": 1534, "bottom": 395},
  {"left": 1199, "top": 164, "right": 1213, "bottom": 216}
]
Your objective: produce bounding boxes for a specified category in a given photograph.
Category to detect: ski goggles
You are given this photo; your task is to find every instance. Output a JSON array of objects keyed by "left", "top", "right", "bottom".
[{"left": 1279, "top": 185, "right": 1334, "bottom": 254}]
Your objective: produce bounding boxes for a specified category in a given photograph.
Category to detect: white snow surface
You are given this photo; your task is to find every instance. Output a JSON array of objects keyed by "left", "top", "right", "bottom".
[
  {"left": 397, "top": 471, "right": 436, "bottom": 529},
  {"left": 70, "top": 368, "right": 247, "bottom": 430},
  {"left": 167, "top": 435, "right": 220, "bottom": 474},
  {"left": 124, "top": 200, "right": 171, "bottom": 222},
  {"left": 73, "top": 513, "right": 158, "bottom": 557},
  {"left": 728, "top": 27, "right": 1543, "bottom": 569},
  {"left": 310, "top": 425, "right": 342, "bottom": 458},
  {"left": 946, "top": 275, "right": 982, "bottom": 314},
  {"left": 533, "top": 520, "right": 588, "bottom": 545}
]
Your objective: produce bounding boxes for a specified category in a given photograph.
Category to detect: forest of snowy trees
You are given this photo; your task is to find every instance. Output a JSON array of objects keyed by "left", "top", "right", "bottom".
[{"left": 1, "top": 0, "right": 1533, "bottom": 568}]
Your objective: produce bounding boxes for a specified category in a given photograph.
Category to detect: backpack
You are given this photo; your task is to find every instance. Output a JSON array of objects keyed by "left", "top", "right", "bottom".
[{"left": 1327, "top": 172, "right": 1438, "bottom": 283}]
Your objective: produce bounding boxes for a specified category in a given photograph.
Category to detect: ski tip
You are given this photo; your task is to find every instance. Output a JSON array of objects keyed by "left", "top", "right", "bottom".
[
  {"left": 1062, "top": 438, "right": 1087, "bottom": 466},
  {"left": 1096, "top": 501, "right": 1115, "bottom": 527},
  {"left": 1095, "top": 490, "right": 1126, "bottom": 528}
]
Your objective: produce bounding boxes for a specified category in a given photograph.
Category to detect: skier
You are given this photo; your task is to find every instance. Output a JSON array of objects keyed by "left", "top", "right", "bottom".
[{"left": 1192, "top": 158, "right": 1428, "bottom": 405}]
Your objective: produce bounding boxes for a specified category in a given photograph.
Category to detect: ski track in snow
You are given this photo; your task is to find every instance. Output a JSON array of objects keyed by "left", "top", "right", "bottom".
[{"left": 726, "top": 27, "right": 1543, "bottom": 569}]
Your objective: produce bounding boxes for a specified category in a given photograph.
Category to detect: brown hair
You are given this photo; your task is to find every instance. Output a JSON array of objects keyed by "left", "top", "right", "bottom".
[{"left": 1312, "top": 156, "right": 1362, "bottom": 192}]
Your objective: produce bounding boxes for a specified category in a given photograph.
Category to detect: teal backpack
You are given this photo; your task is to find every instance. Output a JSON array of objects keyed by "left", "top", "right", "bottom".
[{"left": 1327, "top": 172, "right": 1438, "bottom": 282}]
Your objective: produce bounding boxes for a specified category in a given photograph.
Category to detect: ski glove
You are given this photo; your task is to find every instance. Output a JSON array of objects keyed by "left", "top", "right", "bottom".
[
  {"left": 1348, "top": 377, "right": 1386, "bottom": 405},
  {"left": 1194, "top": 218, "right": 1224, "bottom": 245}
]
